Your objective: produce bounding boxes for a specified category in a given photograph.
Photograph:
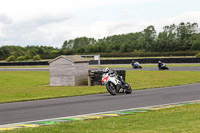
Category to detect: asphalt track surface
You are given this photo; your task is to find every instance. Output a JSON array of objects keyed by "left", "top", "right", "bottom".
[
  {"left": 112, "top": 66, "right": 200, "bottom": 71},
  {"left": 0, "top": 83, "right": 200, "bottom": 125}
]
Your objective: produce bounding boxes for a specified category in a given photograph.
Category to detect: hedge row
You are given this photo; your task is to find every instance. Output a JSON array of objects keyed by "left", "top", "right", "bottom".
[
  {"left": 37, "top": 51, "right": 200, "bottom": 59},
  {"left": 39, "top": 54, "right": 61, "bottom": 59},
  {"left": 95, "top": 51, "right": 200, "bottom": 57}
]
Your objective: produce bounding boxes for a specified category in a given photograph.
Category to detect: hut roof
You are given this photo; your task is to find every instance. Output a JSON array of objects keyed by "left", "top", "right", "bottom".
[{"left": 49, "top": 55, "right": 89, "bottom": 63}]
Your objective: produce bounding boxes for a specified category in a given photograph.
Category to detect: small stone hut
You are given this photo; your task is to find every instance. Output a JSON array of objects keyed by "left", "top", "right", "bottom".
[{"left": 49, "top": 55, "right": 89, "bottom": 86}]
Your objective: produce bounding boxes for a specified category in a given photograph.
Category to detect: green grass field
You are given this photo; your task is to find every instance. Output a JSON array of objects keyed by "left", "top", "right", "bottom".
[
  {"left": 3, "top": 103, "right": 200, "bottom": 133},
  {"left": 0, "top": 70, "right": 200, "bottom": 103}
]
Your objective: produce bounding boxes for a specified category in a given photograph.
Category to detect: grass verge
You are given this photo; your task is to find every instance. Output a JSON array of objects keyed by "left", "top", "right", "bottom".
[
  {"left": 0, "top": 71, "right": 200, "bottom": 103},
  {"left": 3, "top": 103, "right": 200, "bottom": 133}
]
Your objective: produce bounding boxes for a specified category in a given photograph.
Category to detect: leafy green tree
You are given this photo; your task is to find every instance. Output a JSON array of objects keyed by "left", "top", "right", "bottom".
[
  {"left": 120, "top": 41, "right": 133, "bottom": 52},
  {"left": 142, "top": 25, "right": 157, "bottom": 51},
  {"left": 60, "top": 49, "right": 74, "bottom": 55},
  {"left": 156, "top": 24, "right": 177, "bottom": 51},
  {"left": 17, "top": 56, "right": 25, "bottom": 61},
  {"left": 25, "top": 49, "right": 37, "bottom": 57},
  {"left": 24, "top": 54, "right": 31, "bottom": 60},
  {"left": 1, "top": 46, "right": 10, "bottom": 56},
  {"left": 62, "top": 40, "right": 74, "bottom": 49},
  {"left": 73, "top": 37, "right": 96, "bottom": 49},
  {"left": 6, "top": 55, "right": 15, "bottom": 62},
  {"left": 176, "top": 22, "right": 198, "bottom": 50},
  {"left": 33, "top": 55, "right": 41, "bottom": 61},
  {"left": 195, "top": 52, "right": 200, "bottom": 58},
  {"left": 191, "top": 33, "right": 200, "bottom": 50}
]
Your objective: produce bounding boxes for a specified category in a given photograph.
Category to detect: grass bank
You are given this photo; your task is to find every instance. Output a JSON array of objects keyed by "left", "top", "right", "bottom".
[
  {"left": 0, "top": 71, "right": 200, "bottom": 103},
  {"left": 3, "top": 103, "right": 200, "bottom": 133}
]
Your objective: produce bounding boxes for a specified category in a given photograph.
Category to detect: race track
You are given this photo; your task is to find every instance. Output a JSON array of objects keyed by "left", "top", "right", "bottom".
[
  {"left": 0, "top": 66, "right": 199, "bottom": 71},
  {"left": 111, "top": 66, "right": 200, "bottom": 71},
  {"left": 0, "top": 83, "right": 200, "bottom": 125}
]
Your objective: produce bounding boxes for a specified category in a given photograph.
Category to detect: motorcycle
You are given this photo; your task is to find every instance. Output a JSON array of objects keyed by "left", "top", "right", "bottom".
[
  {"left": 158, "top": 63, "right": 169, "bottom": 70},
  {"left": 131, "top": 61, "right": 142, "bottom": 69},
  {"left": 101, "top": 72, "right": 132, "bottom": 95}
]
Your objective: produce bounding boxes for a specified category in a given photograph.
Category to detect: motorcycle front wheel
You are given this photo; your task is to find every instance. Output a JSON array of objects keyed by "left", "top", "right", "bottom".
[{"left": 106, "top": 82, "right": 117, "bottom": 95}]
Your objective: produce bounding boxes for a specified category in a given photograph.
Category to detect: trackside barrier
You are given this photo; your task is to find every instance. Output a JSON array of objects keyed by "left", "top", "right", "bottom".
[
  {"left": 0, "top": 57, "right": 200, "bottom": 66},
  {"left": 88, "top": 70, "right": 126, "bottom": 86},
  {"left": 0, "top": 61, "right": 49, "bottom": 66}
]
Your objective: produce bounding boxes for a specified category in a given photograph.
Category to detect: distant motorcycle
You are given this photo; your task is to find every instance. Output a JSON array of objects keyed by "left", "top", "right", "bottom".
[
  {"left": 158, "top": 61, "right": 169, "bottom": 70},
  {"left": 102, "top": 68, "right": 132, "bottom": 95},
  {"left": 131, "top": 61, "right": 142, "bottom": 69}
]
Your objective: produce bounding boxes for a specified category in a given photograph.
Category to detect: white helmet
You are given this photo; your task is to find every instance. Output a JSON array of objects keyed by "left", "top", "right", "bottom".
[{"left": 103, "top": 67, "right": 109, "bottom": 73}]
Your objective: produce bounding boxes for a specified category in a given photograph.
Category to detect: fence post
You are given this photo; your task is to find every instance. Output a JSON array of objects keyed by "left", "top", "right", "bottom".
[{"left": 88, "top": 70, "right": 91, "bottom": 86}]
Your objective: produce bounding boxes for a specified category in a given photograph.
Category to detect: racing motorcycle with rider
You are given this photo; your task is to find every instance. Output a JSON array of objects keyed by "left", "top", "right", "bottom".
[
  {"left": 158, "top": 61, "right": 169, "bottom": 70},
  {"left": 101, "top": 68, "right": 132, "bottom": 95},
  {"left": 131, "top": 60, "right": 142, "bottom": 69}
]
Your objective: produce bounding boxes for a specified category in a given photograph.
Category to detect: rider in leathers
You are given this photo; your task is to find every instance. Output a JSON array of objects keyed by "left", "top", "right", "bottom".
[{"left": 103, "top": 67, "right": 125, "bottom": 93}]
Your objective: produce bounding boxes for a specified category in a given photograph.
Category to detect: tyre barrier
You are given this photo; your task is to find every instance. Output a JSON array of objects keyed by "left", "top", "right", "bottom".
[{"left": 88, "top": 70, "right": 126, "bottom": 86}]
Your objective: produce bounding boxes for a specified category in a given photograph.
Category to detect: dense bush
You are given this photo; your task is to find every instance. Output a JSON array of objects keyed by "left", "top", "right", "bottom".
[
  {"left": 17, "top": 56, "right": 25, "bottom": 61},
  {"left": 195, "top": 53, "right": 200, "bottom": 58},
  {"left": 24, "top": 54, "right": 31, "bottom": 60},
  {"left": 39, "top": 54, "right": 60, "bottom": 59},
  {"left": 33, "top": 55, "right": 41, "bottom": 61},
  {"left": 88, "top": 51, "right": 199, "bottom": 57},
  {"left": 6, "top": 55, "right": 15, "bottom": 62}
]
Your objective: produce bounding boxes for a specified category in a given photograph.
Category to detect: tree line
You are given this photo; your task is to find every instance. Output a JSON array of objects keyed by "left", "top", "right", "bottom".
[
  {"left": 62, "top": 22, "right": 200, "bottom": 53},
  {"left": 0, "top": 22, "right": 200, "bottom": 61},
  {"left": 0, "top": 46, "right": 60, "bottom": 61}
]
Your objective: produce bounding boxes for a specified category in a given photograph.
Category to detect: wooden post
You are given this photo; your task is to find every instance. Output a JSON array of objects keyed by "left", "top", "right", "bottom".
[{"left": 88, "top": 70, "right": 91, "bottom": 86}]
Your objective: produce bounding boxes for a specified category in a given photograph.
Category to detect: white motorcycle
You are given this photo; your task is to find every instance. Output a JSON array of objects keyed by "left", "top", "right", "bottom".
[{"left": 101, "top": 72, "right": 132, "bottom": 95}]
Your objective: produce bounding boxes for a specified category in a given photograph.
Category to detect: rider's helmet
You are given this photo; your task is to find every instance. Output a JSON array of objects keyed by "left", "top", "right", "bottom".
[
  {"left": 158, "top": 61, "right": 162, "bottom": 64},
  {"left": 103, "top": 67, "right": 109, "bottom": 73}
]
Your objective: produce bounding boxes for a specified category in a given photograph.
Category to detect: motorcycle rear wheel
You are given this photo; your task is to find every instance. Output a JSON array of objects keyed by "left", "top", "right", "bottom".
[{"left": 106, "top": 82, "right": 117, "bottom": 95}]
